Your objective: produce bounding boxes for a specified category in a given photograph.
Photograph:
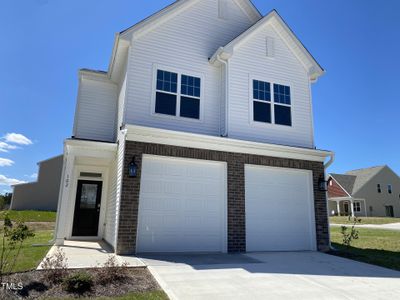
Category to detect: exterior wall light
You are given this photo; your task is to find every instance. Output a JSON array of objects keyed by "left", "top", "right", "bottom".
[
  {"left": 318, "top": 176, "right": 328, "bottom": 192},
  {"left": 128, "top": 156, "right": 138, "bottom": 178}
]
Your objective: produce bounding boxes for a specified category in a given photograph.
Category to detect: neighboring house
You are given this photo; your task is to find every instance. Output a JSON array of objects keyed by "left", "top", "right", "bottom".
[
  {"left": 328, "top": 166, "right": 400, "bottom": 218},
  {"left": 11, "top": 155, "right": 63, "bottom": 211},
  {"left": 55, "top": 0, "right": 333, "bottom": 255}
]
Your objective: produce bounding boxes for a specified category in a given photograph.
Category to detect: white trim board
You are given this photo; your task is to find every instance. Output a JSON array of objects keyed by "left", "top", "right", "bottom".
[{"left": 124, "top": 124, "right": 331, "bottom": 162}]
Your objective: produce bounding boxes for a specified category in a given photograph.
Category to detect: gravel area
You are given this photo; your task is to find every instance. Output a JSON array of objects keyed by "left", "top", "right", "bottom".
[{"left": 0, "top": 267, "right": 162, "bottom": 299}]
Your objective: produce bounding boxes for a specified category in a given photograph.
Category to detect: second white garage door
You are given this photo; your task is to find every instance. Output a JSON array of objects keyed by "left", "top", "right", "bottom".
[
  {"left": 245, "top": 165, "right": 316, "bottom": 252},
  {"left": 136, "top": 155, "right": 227, "bottom": 253}
]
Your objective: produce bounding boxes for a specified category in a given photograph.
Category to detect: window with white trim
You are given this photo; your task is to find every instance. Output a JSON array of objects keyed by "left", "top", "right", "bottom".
[
  {"left": 354, "top": 201, "right": 361, "bottom": 212},
  {"left": 252, "top": 80, "right": 292, "bottom": 126},
  {"left": 155, "top": 69, "right": 201, "bottom": 120},
  {"left": 377, "top": 184, "right": 381, "bottom": 193},
  {"left": 388, "top": 184, "right": 392, "bottom": 194}
]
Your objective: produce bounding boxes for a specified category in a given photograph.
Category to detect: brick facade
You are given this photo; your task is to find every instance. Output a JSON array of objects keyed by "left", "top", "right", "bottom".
[
  {"left": 328, "top": 178, "right": 348, "bottom": 198},
  {"left": 115, "top": 141, "right": 330, "bottom": 255}
]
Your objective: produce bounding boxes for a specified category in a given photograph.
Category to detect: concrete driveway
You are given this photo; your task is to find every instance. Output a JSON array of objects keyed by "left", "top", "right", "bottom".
[{"left": 140, "top": 252, "right": 400, "bottom": 300}]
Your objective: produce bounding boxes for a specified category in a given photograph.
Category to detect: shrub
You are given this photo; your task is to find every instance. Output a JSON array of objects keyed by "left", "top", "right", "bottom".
[
  {"left": 95, "top": 255, "right": 130, "bottom": 284},
  {"left": 62, "top": 271, "right": 93, "bottom": 294},
  {"left": 341, "top": 217, "right": 361, "bottom": 247},
  {"left": 0, "top": 213, "right": 34, "bottom": 281},
  {"left": 41, "top": 248, "right": 68, "bottom": 283}
]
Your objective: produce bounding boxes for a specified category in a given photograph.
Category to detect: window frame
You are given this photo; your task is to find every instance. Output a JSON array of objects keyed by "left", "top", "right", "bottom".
[
  {"left": 377, "top": 184, "right": 382, "bottom": 193},
  {"left": 249, "top": 76, "right": 293, "bottom": 128},
  {"left": 151, "top": 64, "right": 205, "bottom": 122},
  {"left": 388, "top": 184, "right": 392, "bottom": 194},
  {"left": 354, "top": 201, "right": 361, "bottom": 212}
]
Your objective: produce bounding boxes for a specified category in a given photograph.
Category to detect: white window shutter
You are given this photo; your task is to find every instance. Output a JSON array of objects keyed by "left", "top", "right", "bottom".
[{"left": 266, "top": 36, "right": 275, "bottom": 57}]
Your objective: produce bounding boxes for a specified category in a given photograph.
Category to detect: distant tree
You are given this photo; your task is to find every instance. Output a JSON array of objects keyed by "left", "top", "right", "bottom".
[{"left": 0, "top": 193, "right": 12, "bottom": 210}]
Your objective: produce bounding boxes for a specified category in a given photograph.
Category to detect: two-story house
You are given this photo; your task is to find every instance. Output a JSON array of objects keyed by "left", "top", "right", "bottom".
[
  {"left": 328, "top": 166, "right": 400, "bottom": 218},
  {"left": 54, "top": 0, "right": 333, "bottom": 255}
]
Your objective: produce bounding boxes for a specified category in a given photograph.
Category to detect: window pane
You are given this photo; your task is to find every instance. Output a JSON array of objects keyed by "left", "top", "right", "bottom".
[
  {"left": 253, "top": 101, "right": 271, "bottom": 123},
  {"left": 181, "top": 75, "right": 201, "bottom": 97},
  {"left": 274, "top": 84, "right": 291, "bottom": 105},
  {"left": 157, "top": 70, "right": 178, "bottom": 93},
  {"left": 155, "top": 92, "right": 177, "bottom": 116},
  {"left": 275, "top": 105, "right": 292, "bottom": 126},
  {"left": 253, "top": 80, "right": 271, "bottom": 102},
  {"left": 80, "top": 184, "right": 98, "bottom": 209},
  {"left": 180, "top": 96, "right": 200, "bottom": 119}
]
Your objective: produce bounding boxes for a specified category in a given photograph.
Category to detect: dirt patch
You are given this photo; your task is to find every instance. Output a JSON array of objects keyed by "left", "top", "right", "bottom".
[
  {"left": 0, "top": 221, "right": 55, "bottom": 231},
  {"left": 0, "top": 267, "right": 162, "bottom": 299}
]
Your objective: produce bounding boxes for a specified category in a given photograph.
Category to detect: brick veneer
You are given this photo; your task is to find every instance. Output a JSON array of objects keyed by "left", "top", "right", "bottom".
[{"left": 115, "top": 141, "right": 330, "bottom": 254}]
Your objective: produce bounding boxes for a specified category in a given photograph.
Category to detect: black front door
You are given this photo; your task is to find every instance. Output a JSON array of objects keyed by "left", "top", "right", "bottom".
[
  {"left": 72, "top": 180, "right": 102, "bottom": 236},
  {"left": 386, "top": 206, "right": 394, "bottom": 218}
]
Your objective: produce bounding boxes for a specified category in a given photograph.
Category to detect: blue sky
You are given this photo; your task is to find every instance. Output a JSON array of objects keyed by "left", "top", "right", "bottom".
[{"left": 0, "top": 0, "right": 399, "bottom": 192}]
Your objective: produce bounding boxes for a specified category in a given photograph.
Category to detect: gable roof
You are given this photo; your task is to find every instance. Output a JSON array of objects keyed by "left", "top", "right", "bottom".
[
  {"left": 105, "top": 0, "right": 261, "bottom": 82},
  {"left": 210, "top": 9, "right": 324, "bottom": 82},
  {"left": 345, "top": 165, "right": 386, "bottom": 194},
  {"left": 330, "top": 173, "right": 356, "bottom": 195},
  {"left": 119, "top": 0, "right": 262, "bottom": 40}
]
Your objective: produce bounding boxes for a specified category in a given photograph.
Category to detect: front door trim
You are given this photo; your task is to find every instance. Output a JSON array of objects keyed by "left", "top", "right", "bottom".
[
  {"left": 72, "top": 180, "right": 102, "bottom": 237},
  {"left": 67, "top": 165, "right": 109, "bottom": 240}
]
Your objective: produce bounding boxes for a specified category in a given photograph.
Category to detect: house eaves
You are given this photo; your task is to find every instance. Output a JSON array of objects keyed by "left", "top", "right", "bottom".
[{"left": 210, "top": 9, "right": 325, "bottom": 82}]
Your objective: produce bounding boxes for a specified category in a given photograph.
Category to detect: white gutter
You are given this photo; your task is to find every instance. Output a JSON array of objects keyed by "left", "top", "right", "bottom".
[
  {"left": 323, "top": 151, "right": 335, "bottom": 250},
  {"left": 215, "top": 51, "right": 229, "bottom": 137}
]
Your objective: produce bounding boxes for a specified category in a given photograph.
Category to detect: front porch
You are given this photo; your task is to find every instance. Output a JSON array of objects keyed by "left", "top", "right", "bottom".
[{"left": 328, "top": 197, "right": 367, "bottom": 217}]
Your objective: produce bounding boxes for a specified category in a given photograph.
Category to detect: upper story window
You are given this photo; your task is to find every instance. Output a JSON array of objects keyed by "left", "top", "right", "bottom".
[
  {"left": 252, "top": 80, "right": 292, "bottom": 126},
  {"left": 388, "top": 184, "right": 392, "bottom": 194},
  {"left": 377, "top": 184, "right": 381, "bottom": 193},
  {"left": 155, "top": 69, "right": 201, "bottom": 120}
]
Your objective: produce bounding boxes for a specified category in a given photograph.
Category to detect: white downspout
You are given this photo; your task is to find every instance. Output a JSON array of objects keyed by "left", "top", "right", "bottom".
[
  {"left": 324, "top": 151, "right": 335, "bottom": 250},
  {"left": 216, "top": 52, "right": 229, "bottom": 137}
]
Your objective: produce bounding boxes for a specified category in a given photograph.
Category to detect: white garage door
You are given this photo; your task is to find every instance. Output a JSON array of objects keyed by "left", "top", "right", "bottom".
[
  {"left": 136, "top": 155, "right": 227, "bottom": 253},
  {"left": 245, "top": 165, "right": 316, "bottom": 252}
]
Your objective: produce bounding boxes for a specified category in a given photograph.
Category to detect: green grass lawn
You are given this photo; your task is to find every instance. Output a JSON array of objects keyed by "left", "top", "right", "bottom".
[
  {"left": 44, "top": 291, "right": 169, "bottom": 300},
  {"left": 1, "top": 230, "right": 53, "bottom": 273},
  {"left": 95, "top": 291, "right": 169, "bottom": 300},
  {"left": 0, "top": 210, "right": 56, "bottom": 222},
  {"left": 330, "top": 216, "right": 400, "bottom": 225},
  {"left": 330, "top": 226, "right": 400, "bottom": 271}
]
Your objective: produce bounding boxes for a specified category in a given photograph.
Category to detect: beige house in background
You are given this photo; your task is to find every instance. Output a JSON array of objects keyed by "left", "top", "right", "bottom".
[
  {"left": 11, "top": 155, "right": 63, "bottom": 211},
  {"left": 328, "top": 166, "right": 400, "bottom": 218}
]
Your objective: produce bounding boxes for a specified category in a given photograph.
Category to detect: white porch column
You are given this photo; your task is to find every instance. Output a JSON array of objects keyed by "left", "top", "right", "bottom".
[
  {"left": 55, "top": 153, "right": 75, "bottom": 245},
  {"left": 363, "top": 199, "right": 368, "bottom": 217},
  {"left": 350, "top": 200, "right": 355, "bottom": 217},
  {"left": 336, "top": 201, "right": 341, "bottom": 216}
]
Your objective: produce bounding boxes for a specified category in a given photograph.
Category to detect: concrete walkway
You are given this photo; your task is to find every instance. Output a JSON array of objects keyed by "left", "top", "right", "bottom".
[
  {"left": 143, "top": 252, "right": 400, "bottom": 300},
  {"left": 331, "top": 222, "right": 400, "bottom": 231},
  {"left": 38, "top": 240, "right": 145, "bottom": 269}
]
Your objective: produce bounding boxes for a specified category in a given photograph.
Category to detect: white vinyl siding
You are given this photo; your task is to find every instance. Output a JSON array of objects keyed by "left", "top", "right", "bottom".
[
  {"left": 104, "top": 131, "right": 125, "bottom": 248},
  {"left": 73, "top": 77, "right": 118, "bottom": 142},
  {"left": 228, "top": 23, "right": 314, "bottom": 148},
  {"left": 124, "top": 0, "right": 254, "bottom": 136}
]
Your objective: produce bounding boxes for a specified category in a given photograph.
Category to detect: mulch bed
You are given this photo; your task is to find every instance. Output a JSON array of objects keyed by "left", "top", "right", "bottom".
[{"left": 0, "top": 267, "right": 162, "bottom": 299}]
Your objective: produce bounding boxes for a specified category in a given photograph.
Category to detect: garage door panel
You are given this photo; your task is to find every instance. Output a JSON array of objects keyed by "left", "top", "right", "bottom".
[
  {"left": 137, "top": 156, "right": 226, "bottom": 253},
  {"left": 245, "top": 165, "right": 316, "bottom": 252}
]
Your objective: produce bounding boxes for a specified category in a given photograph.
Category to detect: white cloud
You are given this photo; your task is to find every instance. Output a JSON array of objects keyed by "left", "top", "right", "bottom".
[
  {"left": 0, "top": 175, "right": 25, "bottom": 186},
  {"left": 0, "top": 142, "right": 18, "bottom": 153},
  {"left": 0, "top": 158, "right": 14, "bottom": 167},
  {"left": 4, "top": 133, "right": 33, "bottom": 145},
  {"left": 30, "top": 173, "right": 38, "bottom": 179}
]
